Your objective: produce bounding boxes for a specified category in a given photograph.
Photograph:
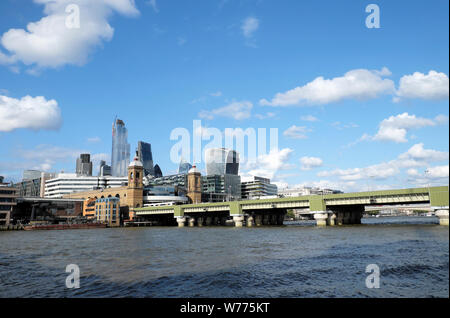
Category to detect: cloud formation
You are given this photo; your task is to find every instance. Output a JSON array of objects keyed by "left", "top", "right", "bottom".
[
  {"left": 0, "top": 94, "right": 62, "bottom": 132},
  {"left": 300, "top": 156, "right": 323, "bottom": 170},
  {"left": 260, "top": 68, "right": 395, "bottom": 106},
  {"left": 241, "top": 17, "right": 259, "bottom": 38},
  {"left": 395, "top": 70, "right": 449, "bottom": 101},
  {"left": 0, "top": 0, "right": 139, "bottom": 71},
  {"left": 283, "top": 125, "right": 311, "bottom": 139},
  {"left": 373, "top": 113, "right": 436, "bottom": 143},
  {"left": 199, "top": 101, "right": 253, "bottom": 120}
]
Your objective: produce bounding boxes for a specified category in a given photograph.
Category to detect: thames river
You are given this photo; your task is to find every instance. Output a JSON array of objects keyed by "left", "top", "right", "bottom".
[{"left": 0, "top": 216, "right": 448, "bottom": 298}]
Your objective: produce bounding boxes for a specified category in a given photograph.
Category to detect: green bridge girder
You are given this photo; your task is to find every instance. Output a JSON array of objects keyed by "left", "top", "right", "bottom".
[{"left": 134, "top": 186, "right": 449, "bottom": 217}]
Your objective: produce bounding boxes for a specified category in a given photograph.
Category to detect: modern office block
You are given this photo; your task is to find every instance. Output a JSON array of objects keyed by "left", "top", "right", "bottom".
[
  {"left": 76, "top": 153, "right": 93, "bottom": 176},
  {"left": 137, "top": 141, "right": 154, "bottom": 176},
  {"left": 205, "top": 148, "right": 239, "bottom": 176},
  {"left": 241, "top": 176, "right": 278, "bottom": 199}
]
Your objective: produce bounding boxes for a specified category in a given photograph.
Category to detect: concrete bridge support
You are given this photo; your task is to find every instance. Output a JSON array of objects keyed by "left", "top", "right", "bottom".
[
  {"left": 176, "top": 217, "right": 186, "bottom": 227},
  {"left": 246, "top": 215, "right": 254, "bottom": 227},
  {"left": 197, "top": 217, "right": 204, "bottom": 227},
  {"left": 262, "top": 214, "right": 270, "bottom": 225},
  {"left": 327, "top": 213, "right": 336, "bottom": 226},
  {"left": 435, "top": 209, "right": 449, "bottom": 226},
  {"left": 314, "top": 213, "right": 328, "bottom": 227},
  {"left": 205, "top": 216, "right": 212, "bottom": 226},
  {"left": 188, "top": 217, "right": 195, "bottom": 227},
  {"left": 254, "top": 215, "right": 262, "bottom": 226},
  {"left": 233, "top": 215, "right": 244, "bottom": 227}
]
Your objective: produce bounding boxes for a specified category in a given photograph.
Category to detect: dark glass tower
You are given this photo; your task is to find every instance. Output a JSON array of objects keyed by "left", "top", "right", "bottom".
[{"left": 137, "top": 141, "right": 154, "bottom": 176}]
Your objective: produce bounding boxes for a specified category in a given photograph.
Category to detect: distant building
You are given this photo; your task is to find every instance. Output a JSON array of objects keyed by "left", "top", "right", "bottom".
[
  {"left": 143, "top": 185, "right": 188, "bottom": 206},
  {"left": 111, "top": 118, "right": 130, "bottom": 177},
  {"left": 95, "top": 197, "right": 121, "bottom": 227},
  {"left": 99, "top": 160, "right": 112, "bottom": 177},
  {"left": 65, "top": 156, "right": 145, "bottom": 221},
  {"left": 178, "top": 158, "right": 192, "bottom": 175},
  {"left": 45, "top": 174, "right": 128, "bottom": 198},
  {"left": 23, "top": 170, "right": 42, "bottom": 181},
  {"left": 202, "top": 174, "right": 241, "bottom": 202},
  {"left": 153, "top": 164, "right": 163, "bottom": 178},
  {"left": 241, "top": 176, "right": 278, "bottom": 199},
  {"left": 137, "top": 141, "right": 154, "bottom": 176},
  {"left": 76, "top": 154, "right": 93, "bottom": 176},
  {"left": 146, "top": 173, "right": 187, "bottom": 188},
  {"left": 0, "top": 179, "right": 17, "bottom": 227},
  {"left": 205, "top": 148, "right": 239, "bottom": 176},
  {"left": 278, "top": 187, "right": 343, "bottom": 197}
]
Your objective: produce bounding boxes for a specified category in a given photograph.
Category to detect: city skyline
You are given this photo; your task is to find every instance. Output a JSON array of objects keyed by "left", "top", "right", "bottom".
[{"left": 0, "top": 0, "right": 448, "bottom": 192}]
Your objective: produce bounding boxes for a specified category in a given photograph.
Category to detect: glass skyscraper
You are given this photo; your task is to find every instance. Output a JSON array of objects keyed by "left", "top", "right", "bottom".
[
  {"left": 137, "top": 141, "right": 154, "bottom": 176},
  {"left": 205, "top": 148, "right": 239, "bottom": 176},
  {"left": 111, "top": 118, "right": 130, "bottom": 177}
]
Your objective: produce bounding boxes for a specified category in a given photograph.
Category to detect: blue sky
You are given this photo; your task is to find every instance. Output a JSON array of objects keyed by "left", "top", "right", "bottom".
[{"left": 0, "top": 0, "right": 448, "bottom": 192}]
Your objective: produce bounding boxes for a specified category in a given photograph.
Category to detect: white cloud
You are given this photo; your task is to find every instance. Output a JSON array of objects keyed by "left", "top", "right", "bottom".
[
  {"left": 373, "top": 113, "right": 436, "bottom": 143},
  {"left": 260, "top": 68, "right": 395, "bottom": 106},
  {"left": 396, "top": 70, "right": 449, "bottom": 101},
  {"left": 199, "top": 101, "right": 253, "bottom": 120},
  {"left": 0, "top": 94, "right": 62, "bottom": 132},
  {"left": 299, "top": 156, "right": 323, "bottom": 170},
  {"left": 0, "top": 0, "right": 139, "bottom": 71},
  {"left": 300, "top": 115, "right": 318, "bottom": 122},
  {"left": 318, "top": 143, "right": 449, "bottom": 182},
  {"left": 283, "top": 125, "right": 311, "bottom": 139},
  {"left": 425, "top": 165, "right": 449, "bottom": 178},
  {"left": 241, "top": 17, "right": 259, "bottom": 38},
  {"left": 243, "top": 148, "right": 295, "bottom": 180}
]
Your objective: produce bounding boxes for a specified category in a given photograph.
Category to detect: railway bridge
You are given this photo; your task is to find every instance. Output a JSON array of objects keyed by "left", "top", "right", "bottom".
[{"left": 134, "top": 186, "right": 449, "bottom": 227}]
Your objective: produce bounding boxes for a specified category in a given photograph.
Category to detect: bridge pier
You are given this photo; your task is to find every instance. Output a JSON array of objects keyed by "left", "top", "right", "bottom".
[
  {"left": 176, "top": 217, "right": 186, "bottom": 227},
  {"left": 188, "top": 217, "right": 195, "bottom": 227},
  {"left": 435, "top": 209, "right": 449, "bottom": 226},
  {"left": 246, "top": 215, "right": 254, "bottom": 227},
  {"left": 233, "top": 215, "right": 244, "bottom": 227},
  {"left": 314, "top": 213, "right": 328, "bottom": 227},
  {"left": 254, "top": 215, "right": 262, "bottom": 226},
  {"left": 197, "top": 217, "right": 204, "bottom": 227},
  {"left": 205, "top": 216, "right": 212, "bottom": 226},
  {"left": 327, "top": 213, "right": 336, "bottom": 226},
  {"left": 277, "top": 213, "right": 285, "bottom": 225}
]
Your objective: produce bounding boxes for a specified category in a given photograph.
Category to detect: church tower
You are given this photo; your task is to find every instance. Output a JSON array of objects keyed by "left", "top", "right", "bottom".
[
  {"left": 127, "top": 154, "right": 144, "bottom": 219},
  {"left": 187, "top": 166, "right": 202, "bottom": 204}
]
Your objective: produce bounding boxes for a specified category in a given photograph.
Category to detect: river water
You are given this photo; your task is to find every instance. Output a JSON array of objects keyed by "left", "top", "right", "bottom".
[{"left": 0, "top": 216, "right": 448, "bottom": 298}]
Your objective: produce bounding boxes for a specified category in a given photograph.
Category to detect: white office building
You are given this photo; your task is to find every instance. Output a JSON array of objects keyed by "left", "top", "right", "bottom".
[
  {"left": 44, "top": 173, "right": 128, "bottom": 198},
  {"left": 241, "top": 176, "right": 278, "bottom": 199},
  {"left": 278, "top": 187, "right": 342, "bottom": 198}
]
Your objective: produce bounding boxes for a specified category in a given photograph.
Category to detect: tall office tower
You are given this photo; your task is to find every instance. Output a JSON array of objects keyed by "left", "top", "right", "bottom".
[
  {"left": 137, "top": 141, "right": 154, "bottom": 176},
  {"left": 76, "top": 154, "right": 93, "bottom": 176},
  {"left": 111, "top": 118, "right": 130, "bottom": 177},
  {"left": 178, "top": 158, "right": 192, "bottom": 175},
  {"left": 99, "top": 160, "right": 112, "bottom": 177},
  {"left": 205, "top": 148, "right": 239, "bottom": 176}
]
